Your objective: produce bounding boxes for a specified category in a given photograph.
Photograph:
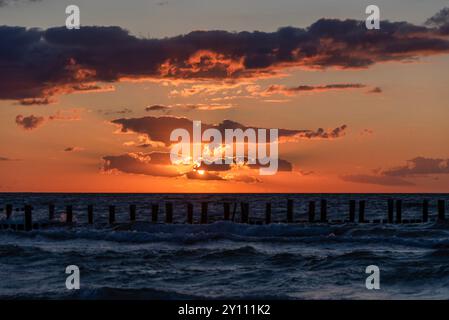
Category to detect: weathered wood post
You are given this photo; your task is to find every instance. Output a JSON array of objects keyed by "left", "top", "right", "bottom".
[
  {"left": 359, "top": 200, "right": 366, "bottom": 223},
  {"left": 24, "top": 205, "right": 32, "bottom": 231},
  {"left": 223, "top": 203, "right": 231, "bottom": 221},
  {"left": 201, "top": 202, "right": 208, "bottom": 224},
  {"left": 129, "top": 204, "right": 136, "bottom": 222},
  {"left": 320, "top": 200, "right": 327, "bottom": 223},
  {"left": 88, "top": 205, "right": 94, "bottom": 224},
  {"left": 151, "top": 204, "right": 159, "bottom": 223},
  {"left": 49, "top": 204, "right": 55, "bottom": 220},
  {"left": 66, "top": 205, "right": 73, "bottom": 224},
  {"left": 422, "top": 200, "right": 429, "bottom": 223},
  {"left": 109, "top": 205, "right": 115, "bottom": 224},
  {"left": 396, "top": 200, "right": 402, "bottom": 224},
  {"left": 349, "top": 200, "right": 356, "bottom": 223},
  {"left": 187, "top": 203, "right": 194, "bottom": 224},
  {"left": 388, "top": 199, "right": 394, "bottom": 223},
  {"left": 287, "top": 199, "right": 294, "bottom": 223},
  {"left": 6, "top": 204, "right": 12, "bottom": 219},
  {"left": 265, "top": 203, "right": 272, "bottom": 224},
  {"left": 241, "top": 203, "right": 249, "bottom": 223},
  {"left": 165, "top": 202, "right": 173, "bottom": 223},
  {"left": 438, "top": 200, "right": 446, "bottom": 221},
  {"left": 308, "top": 201, "right": 315, "bottom": 222}
]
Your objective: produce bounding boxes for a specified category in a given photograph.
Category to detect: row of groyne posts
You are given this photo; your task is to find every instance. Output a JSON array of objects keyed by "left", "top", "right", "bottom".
[{"left": 0, "top": 199, "right": 447, "bottom": 232}]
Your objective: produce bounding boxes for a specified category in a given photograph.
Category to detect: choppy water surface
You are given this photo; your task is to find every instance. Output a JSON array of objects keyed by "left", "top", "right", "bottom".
[{"left": 1, "top": 193, "right": 449, "bottom": 299}]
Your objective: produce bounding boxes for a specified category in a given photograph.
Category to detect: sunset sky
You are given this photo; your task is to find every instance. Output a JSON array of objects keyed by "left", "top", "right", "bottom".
[{"left": 1, "top": 0, "right": 449, "bottom": 192}]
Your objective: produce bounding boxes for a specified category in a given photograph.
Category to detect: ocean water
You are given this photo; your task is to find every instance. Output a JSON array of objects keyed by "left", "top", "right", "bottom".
[{"left": 1, "top": 193, "right": 449, "bottom": 300}]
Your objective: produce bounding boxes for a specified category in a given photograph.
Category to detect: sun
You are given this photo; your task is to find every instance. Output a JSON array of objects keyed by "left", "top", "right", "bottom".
[{"left": 197, "top": 170, "right": 206, "bottom": 175}]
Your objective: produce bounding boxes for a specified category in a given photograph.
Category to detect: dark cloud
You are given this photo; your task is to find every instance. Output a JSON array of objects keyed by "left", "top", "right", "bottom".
[
  {"left": 383, "top": 157, "right": 449, "bottom": 177},
  {"left": 15, "top": 110, "right": 81, "bottom": 130},
  {"left": 341, "top": 174, "right": 414, "bottom": 186},
  {"left": 265, "top": 83, "right": 366, "bottom": 96},
  {"left": 1, "top": 10, "right": 449, "bottom": 103},
  {"left": 426, "top": 7, "right": 449, "bottom": 33},
  {"left": 341, "top": 156, "right": 449, "bottom": 186},
  {"left": 64, "top": 147, "right": 83, "bottom": 152},
  {"left": 102, "top": 152, "right": 183, "bottom": 177},
  {"left": 144, "top": 104, "right": 232, "bottom": 112},
  {"left": 0, "top": 156, "right": 20, "bottom": 161},
  {"left": 101, "top": 151, "right": 266, "bottom": 182},
  {"left": 111, "top": 116, "right": 347, "bottom": 145},
  {"left": 100, "top": 108, "right": 133, "bottom": 115},
  {"left": 145, "top": 105, "right": 171, "bottom": 112},
  {"left": 15, "top": 114, "right": 45, "bottom": 130},
  {"left": 368, "top": 87, "right": 382, "bottom": 94}
]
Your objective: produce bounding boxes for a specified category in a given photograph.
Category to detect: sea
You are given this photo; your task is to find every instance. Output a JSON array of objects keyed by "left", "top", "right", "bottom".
[{"left": 1, "top": 193, "right": 449, "bottom": 300}]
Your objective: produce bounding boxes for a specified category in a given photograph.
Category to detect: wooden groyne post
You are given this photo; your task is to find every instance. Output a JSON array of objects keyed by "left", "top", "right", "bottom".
[
  {"left": 6, "top": 204, "right": 12, "bottom": 219},
  {"left": 287, "top": 199, "right": 294, "bottom": 223},
  {"left": 223, "top": 203, "right": 231, "bottom": 221},
  {"left": 422, "top": 200, "right": 429, "bottom": 223},
  {"left": 66, "top": 205, "right": 73, "bottom": 224},
  {"left": 359, "top": 200, "right": 366, "bottom": 223},
  {"left": 388, "top": 199, "right": 394, "bottom": 224},
  {"left": 265, "top": 203, "right": 271, "bottom": 224},
  {"left": 49, "top": 204, "right": 55, "bottom": 220},
  {"left": 88, "top": 205, "right": 94, "bottom": 224},
  {"left": 396, "top": 200, "right": 402, "bottom": 224},
  {"left": 201, "top": 202, "right": 208, "bottom": 224},
  {"left": 24, "top": 205, "right": 32, "bottom": 231},
  {"left": 165, "top": 202, "right": 173, "bottom": 223},
  {"left": 187, "top": 203, "right": 194, "bottom": 224},
  {"left": 438, "top": 200, "right": 445, "bottom": 221},
  {"left": 129, "top": 204, "right": 136, "bottom": 222},
  {"left": 151, "top": 204, "right": 159, "bottom": 223},
  {"left": 109, "top": 205, "right": 115, "bottom": 224},
  {"left": 349, "top": 200, "right": 356, "bottom": 223},
  {"left": 320, "top": 200, "right": 327, "bottom": 223},
  {"left": 241, "top": 202, "right": 249, "bottom": 223},
  {"left": 308, "top": 201, "right": 315, "bottom": 223}
]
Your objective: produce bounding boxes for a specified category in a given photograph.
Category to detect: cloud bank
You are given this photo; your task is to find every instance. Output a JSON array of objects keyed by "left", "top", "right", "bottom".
[{"left": 1, "top": 9, "right": 449, "bottom": 103}]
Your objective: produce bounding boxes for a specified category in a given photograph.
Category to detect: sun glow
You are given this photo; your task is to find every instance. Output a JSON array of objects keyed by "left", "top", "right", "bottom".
[{"left": 197, "top": 170, "right": 206, "bottom": 175}]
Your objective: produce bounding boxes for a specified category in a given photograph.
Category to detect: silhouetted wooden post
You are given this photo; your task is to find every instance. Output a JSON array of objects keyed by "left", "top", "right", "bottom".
[
  {"left": 165, "top": 202, "right": 173, "bottom": 223},
  {"left": 49, "top": 204, "right": 55, "bottom": 220},
  {"left": 66, "top": 205, "right": 73, "bottom": 224},
  {"left": 388, "top": 199, "right": 394, "bottom": 223},
  {"left": 241, "top": 203, "right": 249, "bottom": 223},
  {"left": 201, "top": 202, "right": 208, "bottom": 224},
  {"left": 6, "top": 204, "right": 12, "bottom": 219},
  {"left": 151, "top": 204, "right": 159, "bottom": 223},
  {"left": 187, "top": 203, "right": 194, "bottom": 224},
  {"left": 24, "top": 205, "right": 32, "bottom": 231},
  {"left": 287, "top": 199, "right": 294, "bottom": 223},
  {"left": 438, "top": 200, "right": 445, "bottom": 221},
  {"left": 349, "top": 200, "right": 356, "bottom": 223},
  {"left": 396, "top": 200, "right": 402, "bottom": 223},
  {"left": 109, "top": 205, "right": 115, "bottom": 224},
  {"left": 129, "top": 204, "right": 136, "bottom": 222},
  {"left": 320, "top": 200, "right": 327, "bottom": 223},
  {"left": 359, "top": 200, "right": 366, "bottom": 223},
  {"left": 308, "top": 201, "right": 315, "bottom": 222},
  {"left": 223, "top": 203, "right": 231, "bottom": 221},
  {"left": 422, "top": 200, "right": 429, "bottom": 223},
  {"left": 265, "top": 203, "right": 271, "bottom": 224},
  {"left": 88, "top": 205, "right": 94, "bottom": 224}
]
